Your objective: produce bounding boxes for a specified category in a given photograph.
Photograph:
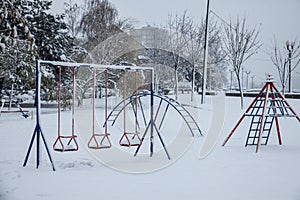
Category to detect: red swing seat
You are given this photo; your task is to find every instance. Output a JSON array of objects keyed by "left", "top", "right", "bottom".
[
  {"left": 119, "top": 132, "right": 142, "bottom": 147},
  {"left": 88, "top": 133, "right": 111, "bottom": 149},
  {"left": 53, "top": 135, "right": 79, "bottom": 152}
]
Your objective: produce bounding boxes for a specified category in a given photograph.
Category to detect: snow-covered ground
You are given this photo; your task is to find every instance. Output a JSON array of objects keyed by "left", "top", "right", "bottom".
[{"left": 1, "top": 94, "right": 300, "bottom": 200}]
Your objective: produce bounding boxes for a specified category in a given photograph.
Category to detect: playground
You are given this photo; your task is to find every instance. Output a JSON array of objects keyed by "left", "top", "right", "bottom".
[{"left": 0, "top": 62, "right": 300, "bottom": 200}]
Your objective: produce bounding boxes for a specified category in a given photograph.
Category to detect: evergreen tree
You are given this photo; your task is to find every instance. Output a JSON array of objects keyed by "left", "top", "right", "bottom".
[
  {"left": 19, "top": 0, "right": 76, "bottom": 101},
  {"left": 19, "top": 0, "right": 74, "bottom": 61},
  {"left": 0, "top": 0, "right": 36, "bottom": 97}
]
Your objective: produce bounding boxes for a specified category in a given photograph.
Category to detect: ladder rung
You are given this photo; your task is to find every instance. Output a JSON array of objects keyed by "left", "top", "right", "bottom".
[
  {"left": 251, "top": 106, "right": 263, "bottom": 108},
  {"left": 245, "top": 114, "right": 263, "bottom": 116},
  {"left": 267, "top": 114, "right": 295, "bottom": 117},
  {"left": 264, "top": 121, "right": 273, "bottom": 124}
]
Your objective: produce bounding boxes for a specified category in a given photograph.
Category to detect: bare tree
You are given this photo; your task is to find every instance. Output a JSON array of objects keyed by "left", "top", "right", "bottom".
[
  {"left": 64, "top": 0, "right": 82, "bottom": 38},
  {"left": 223, "top": 16, "right": 262, "bottom": 108},
  {"left": 271, "top": 39, "right": 300, "bottom": 94},
  {"left": 187, "top": 18, "right": 225, "bottom": 101},
  {"left": 79, "top": 0, "right": 133, "bottom": 51},
  {"left": 165, "top": 10, "right": 194, "bottom": 99},
  {"left": 270, "top": 40, "right": 289, "bottom": 94}
]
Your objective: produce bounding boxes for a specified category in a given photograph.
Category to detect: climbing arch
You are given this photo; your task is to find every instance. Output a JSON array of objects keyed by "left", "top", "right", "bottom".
[{"left": 104, "top": 90, "right": 203, "bottom": 137}]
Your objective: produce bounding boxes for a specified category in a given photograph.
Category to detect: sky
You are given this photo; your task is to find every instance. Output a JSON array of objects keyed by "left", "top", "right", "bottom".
[{"left": 51, "top": 0, "right": 300, "bottom": 90}]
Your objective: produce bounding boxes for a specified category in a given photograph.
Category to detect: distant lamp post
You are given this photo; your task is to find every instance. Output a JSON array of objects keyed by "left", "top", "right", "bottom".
[
  {"left": 245, "top": 70, "right": 251, "bottom": 90},
  {"left": 230, "top": 69, "right": 234, "bottom": 91},
  {"left": 251, "top": 75, "right": 255, "bottom": 89},
  {"left": 286, "top": 40, "right": 295, "bottom": 93}
]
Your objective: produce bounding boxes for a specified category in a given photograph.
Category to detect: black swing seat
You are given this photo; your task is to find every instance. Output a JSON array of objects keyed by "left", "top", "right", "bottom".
[
  {"left": 88, "top": 133, "right": 112, "bottom": 149},
  {"left": 53, "top": 135, "right": 79, "bottom": 152},
  {"left": 119, "top": 132, "right": 142, "bottom": 147}
]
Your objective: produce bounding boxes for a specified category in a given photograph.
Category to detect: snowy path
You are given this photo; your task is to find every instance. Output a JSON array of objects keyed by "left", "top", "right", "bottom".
[{"left": 0, "top": 94, "right": 300, "bottom": 200}]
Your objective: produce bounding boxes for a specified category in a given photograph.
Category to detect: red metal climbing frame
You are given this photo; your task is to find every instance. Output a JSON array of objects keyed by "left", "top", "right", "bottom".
[{"left": 222, "top": 75, "right": 300, "bottom": 153}]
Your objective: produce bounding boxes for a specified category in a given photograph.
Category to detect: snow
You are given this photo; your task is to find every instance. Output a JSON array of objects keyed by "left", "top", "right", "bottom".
[
  {"left": 13, "top": 26, "right": 18, "bottom": 38},
  {"left": 0, "top": 43, "right": 6, "bottom": 52},
  {"left": 0, "top": 94, "right": 300, "bottom": 200}
]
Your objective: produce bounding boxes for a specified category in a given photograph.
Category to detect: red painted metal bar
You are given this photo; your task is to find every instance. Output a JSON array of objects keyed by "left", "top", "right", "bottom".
[
  {"left": 132, "top": 70, "right": 141, "bottom": 144},
  {"left": 71, "top": 67, "right": 75, "bottom": 137},
  {"left": 135, "top": 71, "right": 138, "bottom": 136},
  {"left": 93, "top": 68, "right": 95, "bottom": 135},
  {"left": 53, "top": 66, "right": 79, "bottom": 152},
  {"left": 123, "top": 70, "right": 126, "bottom": 135},
  {"left": 119, "top": 70, "right": 141, "bottom": 147},
  {"left": 105, "top": 69, "right": 108, "bottom": 134},
  {"left": 88, "top": 68, "right": 111, "bottom": 149},
  {"left": 58, "top": 66, "right": 61, "bottom": 138},
  {"left": 255, "top": 83, "right": 270, "bottom": 153},
  {"left": 269, "top": 83, "right": 282, "bottom": 145}
]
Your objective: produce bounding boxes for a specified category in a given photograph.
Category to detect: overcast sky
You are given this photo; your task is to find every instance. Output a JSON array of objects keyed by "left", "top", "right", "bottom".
[{"left": 51, "top": 0, "right": 300, "bottom": 89}]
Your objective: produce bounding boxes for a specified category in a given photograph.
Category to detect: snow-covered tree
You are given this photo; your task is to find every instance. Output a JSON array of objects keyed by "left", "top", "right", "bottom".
[
  {"left": 64, "top": 0, "right": 82, "bottom": 38},
  {"left": 0, "top": 0, "right": 36, "bottom": 97},
  {"left": 79, "top": 0, "right": 134, "bottom": 52},
  {"left": 185, "top": 18, "right": 226, "bottom": 97},
  {"left": 19, "top": 0, "right": 74, "bottom": 61},
  {"left": 79, "top": 0, "right": 119, "bottom": 51},
  {"left": 19, "top": 0, "right": 76, "bottom": 101}
]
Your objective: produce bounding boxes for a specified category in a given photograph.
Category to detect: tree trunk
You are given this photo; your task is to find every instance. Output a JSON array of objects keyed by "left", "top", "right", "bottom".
[
  {"left": 0, "top": 77, "right": 4, "bottom": 99},
  {"left": 174, "top": 65, "right": 178, "bottom": 100},
  {"left": 191, "top": 66, "right": 195, "bottom": 102},
  {"left": 237, "top": 76, "right": 244, "bottom": 109},
  {"left": 282, "top": 84, "right": 285, "bottom": 96}
]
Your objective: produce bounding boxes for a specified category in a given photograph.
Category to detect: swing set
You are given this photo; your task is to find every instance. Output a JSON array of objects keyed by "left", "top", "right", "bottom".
[{"left": 23, "top": 60, "right": 164, "bottom": 171}]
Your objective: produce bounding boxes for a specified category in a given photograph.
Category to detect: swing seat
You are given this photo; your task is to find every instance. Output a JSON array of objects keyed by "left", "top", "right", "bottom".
[
  {"left": 88, "top": 133, "right": 112, "bottom": 149},
  {"left": 119, "top": 132, "right": 142, "bottom": 147},
  {"left": 53, "top": 135, "right": 79, "bottom": 152}
]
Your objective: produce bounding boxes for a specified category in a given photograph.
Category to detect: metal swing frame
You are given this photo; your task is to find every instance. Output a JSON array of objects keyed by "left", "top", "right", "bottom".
[{"left": 23, "top": 60, "right": 168, "bottom": 171}]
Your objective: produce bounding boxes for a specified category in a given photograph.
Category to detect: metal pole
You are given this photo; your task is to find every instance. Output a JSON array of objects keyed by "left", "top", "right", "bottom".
[
  {"left": 23, "top": 60, "right": 55, "bottom": 171},
  {"left": 150, "top": 68, "right": 154, "bottom": 156},
  {"left": 201, "top": 0, "right": 210, "bottom": 104},
  {"left": 241, "top": 66, "right": 244, "bottom": 90},
  {"left": 191, "top": 33, "right": 195, "bottom": 102},
  {"left": 245, "top": 70, "right": 251, "bottom": 90},
  {"left": 230, "top": 70, "right": 233, "bottom": 91},
  {"left": 251, "top": 75, "right": 255, "bottom": 89},
  {"left": 191, "top": 65, "right": 195, "bottom": 101},
  {"left": 288, "top": 51, "right": 292, "bottom": 93},
  {"left": 9, "top": 83, "right": 14, "bottom": 111},
  {"left": 286, "top": 40, "right": 294, "bottom": 93}
]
